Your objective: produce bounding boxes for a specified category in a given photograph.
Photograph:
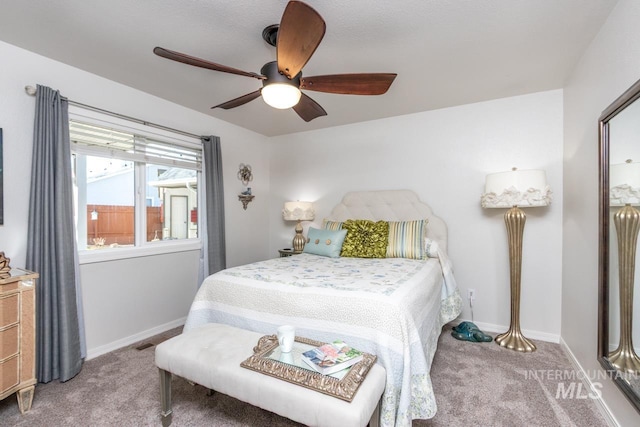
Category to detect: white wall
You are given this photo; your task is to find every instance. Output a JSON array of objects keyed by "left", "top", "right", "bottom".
[
  {"left": 269, "top": 90, "right": 564, "bottom": 340},
  {"left": 0, "top": 40, "right": 271, "bottom": 357},
  {"left": 563, "top": 0, "right": 640, "bottom": 425}
]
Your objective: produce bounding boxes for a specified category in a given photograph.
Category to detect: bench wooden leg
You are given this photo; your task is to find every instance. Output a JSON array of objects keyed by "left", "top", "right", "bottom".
[
  {"left": 159, "top": 368, "right": 173, "bottom": 427},
  {"left": 368, "top": 400, "right": 380, "bottom": 427}
]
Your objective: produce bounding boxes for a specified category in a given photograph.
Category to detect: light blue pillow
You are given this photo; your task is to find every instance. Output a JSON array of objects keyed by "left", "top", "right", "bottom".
[{"left": 303, "top": 227, "right": 348, "bottom": 258}]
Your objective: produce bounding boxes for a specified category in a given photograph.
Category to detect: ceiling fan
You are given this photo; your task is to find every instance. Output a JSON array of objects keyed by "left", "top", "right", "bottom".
[{"left": 153, "top": 0, "right": 397, "bottom": 122}]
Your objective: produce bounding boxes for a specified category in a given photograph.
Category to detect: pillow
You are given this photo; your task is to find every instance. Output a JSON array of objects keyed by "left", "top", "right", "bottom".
[
  {"left": 340, "top": 219, "right": 389, "bottom": 258},
  {"left": 322, "top": 219, "right": 343, "bottom": 231},
  {"left": 386, "top": 219, "right": 429, "bottom": 259},
  {"left": 303, "top": 227, "right": 348, "bottom": 258},
  {"left": 424, "top": 237, "right": 439, "bottom": 258}
]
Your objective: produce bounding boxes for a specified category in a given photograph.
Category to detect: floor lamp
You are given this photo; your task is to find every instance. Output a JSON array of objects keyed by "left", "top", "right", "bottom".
[
  {"left": 609, "top": 160, "right": 640, "bottom": 374},
  {"left": 282, "top": 201, "right": 315, "bottom": 253},
  {"left": 481, "top": 168, "right": 551, "bottom": 352}
]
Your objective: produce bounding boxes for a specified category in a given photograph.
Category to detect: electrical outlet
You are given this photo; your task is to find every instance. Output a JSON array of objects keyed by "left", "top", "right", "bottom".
[{"left": 467, "top": 289, "right": 476, "bottom": 301}]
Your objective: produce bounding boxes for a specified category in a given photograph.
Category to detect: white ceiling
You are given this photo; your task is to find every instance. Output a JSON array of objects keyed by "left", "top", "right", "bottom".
[{"left": 0, "top": 0, "right": 618, "bottom": 137}]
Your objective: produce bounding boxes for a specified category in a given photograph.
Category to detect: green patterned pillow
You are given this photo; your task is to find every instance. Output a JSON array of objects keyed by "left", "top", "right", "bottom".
[
  {"left": 386, "top": 219, "right": 429, "bottom": 259},
  {"left": 340, "top": 219, "right": 389, "bottom": 258}
]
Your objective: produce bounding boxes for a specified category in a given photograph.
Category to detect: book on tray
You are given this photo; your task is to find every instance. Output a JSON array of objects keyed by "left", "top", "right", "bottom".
[{"left": 301, "top": 340, "right": 364, "bottom": 375}]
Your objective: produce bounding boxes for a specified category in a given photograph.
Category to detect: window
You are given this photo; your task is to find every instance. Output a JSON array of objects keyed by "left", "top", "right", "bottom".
[{"left": 69, "top": 119, "right": 201, "bottom": 254}]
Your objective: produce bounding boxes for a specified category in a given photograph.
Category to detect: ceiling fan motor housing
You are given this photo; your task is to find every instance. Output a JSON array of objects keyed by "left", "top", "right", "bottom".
[
  {"left": 262, "top": 24, "right": 279, "bottom": 47},
  {"left": 260, "top": 61, "right": 301, "bottom": 87}
]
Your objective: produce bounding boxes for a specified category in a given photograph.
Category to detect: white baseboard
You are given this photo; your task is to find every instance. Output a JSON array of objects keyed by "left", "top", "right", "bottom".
[
  {"left": 455, "top": 318, "right": 560, "bottom": 343},
  {"left": 85, "top": 317, "right": 186, "bottom": 360},
  {"left": 559, "top": 337, "right": 619, "bottom": 427}
]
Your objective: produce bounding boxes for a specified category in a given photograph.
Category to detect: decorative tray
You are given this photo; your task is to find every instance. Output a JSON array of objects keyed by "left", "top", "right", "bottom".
[{"left": 240, "top": 334, "right": 377, "bottom": 402}]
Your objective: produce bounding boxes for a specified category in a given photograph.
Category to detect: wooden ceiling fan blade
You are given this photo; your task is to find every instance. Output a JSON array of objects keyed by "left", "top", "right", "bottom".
[
  {"left": 276, "top": 1, "right": 326, "bottom": 79},
  {"left": 212, "top": 90, "right": 262, "bottom": 109},
  {"left": 293, "top": 93, "right": 327, "bottom": 122},
  {"left": 301, "top": 73, "right": 397, "bottom": 95},
  {"left": 154, "top": 47, "right": 264, "bottom": 80}
]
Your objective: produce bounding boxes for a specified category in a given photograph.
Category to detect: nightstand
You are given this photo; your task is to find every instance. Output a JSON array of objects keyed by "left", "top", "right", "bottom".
[
  {"left": 1, "top": 268, "right": 38, "bottom": 413},
  {"left": 278, "top": 248, "right": 300, "bottom": 257}
]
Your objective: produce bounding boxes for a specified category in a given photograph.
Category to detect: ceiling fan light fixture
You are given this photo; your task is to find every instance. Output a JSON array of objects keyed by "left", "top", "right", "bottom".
[
  {"left": 156, "top": 2, "right": 395, "bottom": 121},
  {"left": 261, "top": 83, "right": 302, "bottom": 109}
]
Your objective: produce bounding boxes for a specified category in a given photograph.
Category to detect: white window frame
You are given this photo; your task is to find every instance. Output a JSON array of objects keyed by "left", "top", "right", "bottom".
[{"left": 69, "top": 107, "right": 202, "bottom": 264}]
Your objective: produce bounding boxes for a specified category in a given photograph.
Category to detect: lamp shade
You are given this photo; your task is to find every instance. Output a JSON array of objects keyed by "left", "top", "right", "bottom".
[
  {"left": 481, "top": 168, "right": 551, "bottom": 208},
  {"left": 282, "top": 201, "right": 315, "bottom": 221},
  {"left": 610, "top": 160, "right": 640, "bottom": 206}
]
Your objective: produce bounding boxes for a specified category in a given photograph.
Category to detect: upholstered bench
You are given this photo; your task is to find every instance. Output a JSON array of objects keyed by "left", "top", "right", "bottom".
[{"left": 155, "top": 323, "right": 386, "bottom": 427}]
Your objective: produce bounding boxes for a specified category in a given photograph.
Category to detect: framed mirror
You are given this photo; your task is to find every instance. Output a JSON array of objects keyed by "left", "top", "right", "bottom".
[{"left": 599, "top": 77, "right": 640, "bottom": 411}]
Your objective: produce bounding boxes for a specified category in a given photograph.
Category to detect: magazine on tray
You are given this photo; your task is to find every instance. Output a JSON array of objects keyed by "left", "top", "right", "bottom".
[{"left": 301, "top": 340, "right": 364, "bottom": 375}]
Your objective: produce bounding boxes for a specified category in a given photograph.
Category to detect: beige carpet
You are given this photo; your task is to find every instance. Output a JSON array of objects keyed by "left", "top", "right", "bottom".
[
  {"left": 0, "top": 324, "right": 608, "bottom": 426},
  {"left": 419, "top": 325, "right": 607, "bottom": 427}
]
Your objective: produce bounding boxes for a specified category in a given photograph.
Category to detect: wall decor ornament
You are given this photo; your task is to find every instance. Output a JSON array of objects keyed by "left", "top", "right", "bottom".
[
  {"left": 237, "top": 163, "right": 255, "bottom": 209},
  {"left": 238, "top": 194, "right": 255, "bottom": 210},
  {"left": 237, "top": 163, "right": 253, "bottom": 186}
]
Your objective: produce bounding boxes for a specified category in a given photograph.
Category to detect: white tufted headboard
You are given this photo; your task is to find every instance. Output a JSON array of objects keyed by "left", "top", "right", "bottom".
[{"left": 327, "top": 190, "right": 448, "bottom": 253}]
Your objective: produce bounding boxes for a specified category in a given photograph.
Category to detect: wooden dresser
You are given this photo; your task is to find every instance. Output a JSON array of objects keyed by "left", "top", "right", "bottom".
[{"left": 0, "top": 268, "right": 38, "bottom": 413}]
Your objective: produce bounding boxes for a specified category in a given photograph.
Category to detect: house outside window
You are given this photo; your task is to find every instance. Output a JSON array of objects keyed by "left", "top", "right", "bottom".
[{"left": 69, "top": 117, "right": 201, "bottom": 258}]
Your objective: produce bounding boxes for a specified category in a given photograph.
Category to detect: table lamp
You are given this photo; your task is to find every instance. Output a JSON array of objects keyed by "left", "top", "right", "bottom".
[
  {"left": 481, "top": 168, "right": 551, "bottom": 352},
  {"left": 282, "top": 201, "right": 315, "bottom": 253},
  {"left": 608, "top": 159, "right": 640, "bottom": 374}
]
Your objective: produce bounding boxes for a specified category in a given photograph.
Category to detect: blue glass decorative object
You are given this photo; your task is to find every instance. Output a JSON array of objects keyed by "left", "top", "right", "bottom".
[{"left": 451, "top": 321, "right": 493, "bottom": 342}]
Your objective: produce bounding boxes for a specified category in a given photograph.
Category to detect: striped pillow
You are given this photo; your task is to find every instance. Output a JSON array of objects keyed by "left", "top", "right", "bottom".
[
  {"left": 322, "top": 219, "right": 344, "bottom": 231},
  {"left": 386, "top": 219, "right": 429, "bottom": 259}
]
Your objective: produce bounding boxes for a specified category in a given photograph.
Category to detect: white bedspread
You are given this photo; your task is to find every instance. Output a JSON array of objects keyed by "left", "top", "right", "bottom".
[{"left": 185, "top": 253, "right": 461, "bottom": 426}]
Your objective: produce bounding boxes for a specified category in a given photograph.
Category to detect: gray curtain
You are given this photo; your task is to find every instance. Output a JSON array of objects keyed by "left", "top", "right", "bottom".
[
  {"left": 198, "top": 136, "right": 226, "bottom": 284},
  {"left": 26, "top": 85, "right": 83, "bottom": 383}
]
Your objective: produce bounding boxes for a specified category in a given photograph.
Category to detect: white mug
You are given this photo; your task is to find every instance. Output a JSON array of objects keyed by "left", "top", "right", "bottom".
[
  {"left": 277, "top": 325, "right": 295, "bottom": 353},
  {"left": 279, "top": 352, "right": 294, "bottom": 365}
]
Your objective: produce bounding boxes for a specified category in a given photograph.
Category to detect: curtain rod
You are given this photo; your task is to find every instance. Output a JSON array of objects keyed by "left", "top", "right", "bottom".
[{"left": 24, "top": 85, "right": 206, "bottom": 141}]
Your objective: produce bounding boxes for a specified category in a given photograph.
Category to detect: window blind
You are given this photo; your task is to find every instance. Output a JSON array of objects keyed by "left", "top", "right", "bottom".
[{"left": 69, "top": 120, "right": 202, "bottom": 170}]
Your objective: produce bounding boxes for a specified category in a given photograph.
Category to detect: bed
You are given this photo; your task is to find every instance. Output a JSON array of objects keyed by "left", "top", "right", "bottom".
[{"left": 184, "top": 190, "right": 462, "bottom": 427}]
